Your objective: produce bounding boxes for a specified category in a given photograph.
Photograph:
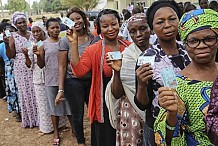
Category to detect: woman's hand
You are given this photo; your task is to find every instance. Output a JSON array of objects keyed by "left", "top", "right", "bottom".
[
  {"left": 136, "top": 63, "right": 153, "bottom": 87},
  {"left": 55, "top": 92, "right": 65, "bottom": 105},
  {"left": 3, "top": 33, "right": 9, "bottom": 44},
  {"left": 106, "top": 53, "right": 122, "bottom": 72},
  {"left": 22, "top": 48, "right": 29, "bottom": 56},
  {"left": 158, "top": 87, "right": 178, "bottom": 114},
  {"left": 33, "top": 45, "right": 40, "bottom": 56},
  {"left": 66, "top": 29, "right": 78, "bottom": 43}
]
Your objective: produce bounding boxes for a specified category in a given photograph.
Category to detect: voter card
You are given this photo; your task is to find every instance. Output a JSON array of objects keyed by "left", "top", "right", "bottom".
[
  {"left": 160, "top": 67, "right": 178, "bottom": 88},
  {"left": 0, "top": 33, "right": 3, "bottom": 41},
  {"left": 108, "top": 51, "right": 122, "bottom": 60},
  {"left": 137, "top": 55, "right": 155, "bottom": 66},
  {"left": 36, "top": 40, "right": 44, "bottom": 48},
  {"left": 26, "top": 42, "right": 32, "bottom": 49},
  {"left": 62, "top": 17, "right": 75, "bottom": 29},
  {"left": 5, "top": 30, "right": 11, "bottom": 37}
]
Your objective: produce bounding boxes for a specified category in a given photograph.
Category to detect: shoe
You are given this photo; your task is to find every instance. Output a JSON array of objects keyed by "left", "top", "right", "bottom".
[
  {"left": 53, "top": 138, "right": 60, "bottom": 146},
  {"left": 15, "top": 113, "right": 22, "bottom": 122},
  {"left": 12, "top": 111, "right": 17, "bottom": 117}
]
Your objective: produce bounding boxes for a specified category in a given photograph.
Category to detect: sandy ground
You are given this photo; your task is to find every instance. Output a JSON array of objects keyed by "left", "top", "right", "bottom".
[{"left": 0, "top": 99, "right": 91, "bottom": 146}]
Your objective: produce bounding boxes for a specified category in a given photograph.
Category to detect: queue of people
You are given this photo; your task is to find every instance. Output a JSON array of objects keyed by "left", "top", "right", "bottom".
[{"left": 0, "top": 0, "right": 218, "bottom": 146}]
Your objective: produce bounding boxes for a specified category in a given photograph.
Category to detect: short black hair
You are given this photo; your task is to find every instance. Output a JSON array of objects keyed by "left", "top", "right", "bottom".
[
  {"left": 45, "top": 18, "right": 60, "bottom": 29},
  {"left": 96, "top": 9, "right": 120, "bottom": 35},
  {"left": 123, "top": 11, "right": 131, "bottom": 21}
]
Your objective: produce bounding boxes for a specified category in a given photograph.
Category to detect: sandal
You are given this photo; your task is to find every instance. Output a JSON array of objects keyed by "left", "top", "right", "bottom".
[{"left": 53, "top": 138, "right": 60, "bottom": 146}]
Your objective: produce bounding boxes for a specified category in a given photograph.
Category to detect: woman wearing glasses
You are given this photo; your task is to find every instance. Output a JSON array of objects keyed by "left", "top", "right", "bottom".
[{"left": 154, "top": 9, "right": 218, "bottom": 145}]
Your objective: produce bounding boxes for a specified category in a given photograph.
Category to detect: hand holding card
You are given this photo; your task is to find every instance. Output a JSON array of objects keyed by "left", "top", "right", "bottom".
[
  {"left": 137, "top": 55, "right": 155, "bottom": 66},
  {"left": 108, "top": 51, "right": 122, "bottom": 60},
  {"left": 62, "top": 17, "right": 75, "bottom": 29},
  {"left": 5, "top": 30, "right": 11, "bottom": 37},
  {"left": 160, "top": 67, "right": 178, "bottom": 88}
]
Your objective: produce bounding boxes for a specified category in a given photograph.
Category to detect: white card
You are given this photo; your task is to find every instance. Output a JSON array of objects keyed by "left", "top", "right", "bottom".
[
  {"left": 0, "top": 33, "right": 3, "bottom": 41},
  {"left": 62, "top": 17, "right": 75, "bottom": 29},
  {"left": 5, "top": 30, "right": 11, "bottom": 37},
  {"left": 137, "top": 55, "right": 155, "bottom": 66},
  {"left": 36, "top": 40, "right": 44, "bottom": 48},
  {"left": 160, "top": 67, "right": 178, "bottom": 88},
  {"left": 108, "top": 51, "right": 122, "bottom": 60}
]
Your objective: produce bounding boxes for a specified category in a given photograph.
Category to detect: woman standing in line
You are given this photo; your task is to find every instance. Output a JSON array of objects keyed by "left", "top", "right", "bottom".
[
  {"left": 56, "top": 7, "right": 94, "bottom": 146},
  {"left": 105, "top": 13, "right": 150, "bottom": 145},
  {"left": 0, "top": 24, "right": 20, "bottom": 121},
  {"left": 134, "top": 1, "right": 191, "bottom": 145},
  {"left": 63, "top": 9, "right": 131, "bottom": 146},
  {"left": 22, "top": 22, "right": 56, "bottom": 134},
  {"left": 6, "top": 12, "right": 38, "bottom": 127},
  {"left": 33, "top": 18, "right": 73, "bottom": 145},
  {"left": 155, "top": 9, "right": 218, "bottom": 145}
]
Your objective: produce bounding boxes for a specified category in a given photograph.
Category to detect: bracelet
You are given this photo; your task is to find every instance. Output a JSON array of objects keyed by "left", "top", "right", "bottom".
[
  {"left": 166, "top": 123, "right": 176, "bottom": 131},
  {"left": 58, "top": 89, "right": 64, "bottom": 93}
]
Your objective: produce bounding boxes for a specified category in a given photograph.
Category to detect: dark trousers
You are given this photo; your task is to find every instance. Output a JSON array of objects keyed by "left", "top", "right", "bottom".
[
  {"left": 65, "top": 78, "right": 91, "bottom": 144},
  {"left": 0, "top": 76, "right": 6, "bottom": 98}
]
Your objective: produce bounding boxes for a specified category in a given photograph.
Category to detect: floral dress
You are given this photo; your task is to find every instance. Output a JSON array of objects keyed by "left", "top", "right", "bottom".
[{"left": 12, "top": 32, "right": 38, "bottom": 128}]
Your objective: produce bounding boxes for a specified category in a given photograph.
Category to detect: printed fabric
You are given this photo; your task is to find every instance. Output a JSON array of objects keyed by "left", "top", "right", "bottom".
[{"left": 154, "top": 74, "right": 214, "bottom": 146}]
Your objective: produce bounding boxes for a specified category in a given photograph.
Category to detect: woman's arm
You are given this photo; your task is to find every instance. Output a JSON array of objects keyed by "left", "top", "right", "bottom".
[
  {"left": 22, "top": 47, "right": 32, "bottom": 68},
  {"left": 55, "top": 50, "right": 68, "bottom": 105},
  {"left": 33, "top": 46, "right": 45, "bottom": 68},
  {"left": 158, "top": 87, "right": 178, "bottom": 144},
  {"left": 6, "top": 36, "right": 16, "bottom": 59},
  {"left": 106, "top": 54, "right": 125, "bottom": 99},
  {"left": 135, "top": 63, "right": 153, "bottom": 107}
]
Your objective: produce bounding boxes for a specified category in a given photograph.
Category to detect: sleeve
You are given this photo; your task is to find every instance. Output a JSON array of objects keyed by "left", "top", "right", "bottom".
[
  {"left": 134, "top": 62, "right": 155, "bottom": 111},
  {"left": 71, "top": 46, "right": 92, "bottom": 78},
  {"left": 204, "top": 76, "right": 218, "bottom": 144},
  {"left": 58, "top": 36, "right": 70, "bottom": 51},
  {"left": 154, "top": 80, "right": 187, "bottom": 145}
]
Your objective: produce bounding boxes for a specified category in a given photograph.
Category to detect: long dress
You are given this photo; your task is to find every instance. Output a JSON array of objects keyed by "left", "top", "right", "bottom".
[{"left": 12, "top": 32, "right": 38, "bottom": 128}]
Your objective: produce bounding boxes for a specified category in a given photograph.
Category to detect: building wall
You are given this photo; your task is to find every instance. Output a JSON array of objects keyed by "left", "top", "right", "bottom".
[{"left": 106, "top": 0, "right": 199, "bottom": 13}]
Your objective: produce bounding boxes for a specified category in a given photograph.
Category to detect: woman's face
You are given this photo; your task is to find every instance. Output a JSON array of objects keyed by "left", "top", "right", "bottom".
[
  {"left": 69, "top": 12, "right": 85, "bottom": 31},
  {"left": 47, "top": 21, "right": 60, "bottom": 39},
  {"left": 185, "top": 28, "right": 218, "bottom": 64},
  {"left": 16, "top": 18, "right": 27, "bottom": 32},
  {"left": 128, "top": 20, "right": 150, "bottom": 48},
  {"left": 152, "top": 7, "right": 179, "bottom": 41},
  {"left": 100, "top": 14, "right": 120, "bottom": 41},
  {"left": 32, "top": 26, "right": 44, "bottom": 41},
  {"left": 200, "top": 0, "right": 208, "bottom": 9}
]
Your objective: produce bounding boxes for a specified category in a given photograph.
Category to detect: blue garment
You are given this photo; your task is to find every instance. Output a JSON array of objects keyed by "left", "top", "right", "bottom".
[
  {"left": 0, "top": 43, "right": 9, "bottom": 62},
  {"left": 0, "top": 42, "right": 20, "bottom": 113}
]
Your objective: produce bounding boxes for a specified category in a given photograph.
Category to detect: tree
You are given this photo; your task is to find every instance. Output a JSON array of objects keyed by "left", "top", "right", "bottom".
[
  {"left": 41, "top": 0, "right": 67, "bottom": 12},
  {"left": 6, "top": 0, "right": 28, "bottom": 13},
  {"left": 32, "top": 1, "right": 40, "bottom": 14},
  {"left": 60, "top": 0, "right": 100, "bottom": 11}
]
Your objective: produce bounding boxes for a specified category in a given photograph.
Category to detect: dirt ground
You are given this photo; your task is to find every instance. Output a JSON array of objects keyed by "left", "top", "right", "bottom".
[{"left": 0, "top": 99, "right": 91, "bottom": 146}]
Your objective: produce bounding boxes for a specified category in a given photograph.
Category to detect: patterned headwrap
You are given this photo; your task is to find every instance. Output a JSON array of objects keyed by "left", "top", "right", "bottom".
[
  {"left": 179, "top": 9, "right": 218, "bottom": 42},
  {"left": 127, "top": 13, "right": 147, "bottom": 27},
  {"left": 11, "top": 11, "right": 27, "bottom": 25}
]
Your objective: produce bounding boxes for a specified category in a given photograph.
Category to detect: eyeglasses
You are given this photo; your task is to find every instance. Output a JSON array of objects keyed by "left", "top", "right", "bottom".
[{"left": 185, "top": 36, "right": 218, "bottom": 48}]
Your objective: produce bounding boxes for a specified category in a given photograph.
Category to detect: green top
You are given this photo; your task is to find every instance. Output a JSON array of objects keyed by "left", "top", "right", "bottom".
[{"left": 154, "top": 74, "right": 214, "bottom": 146}]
